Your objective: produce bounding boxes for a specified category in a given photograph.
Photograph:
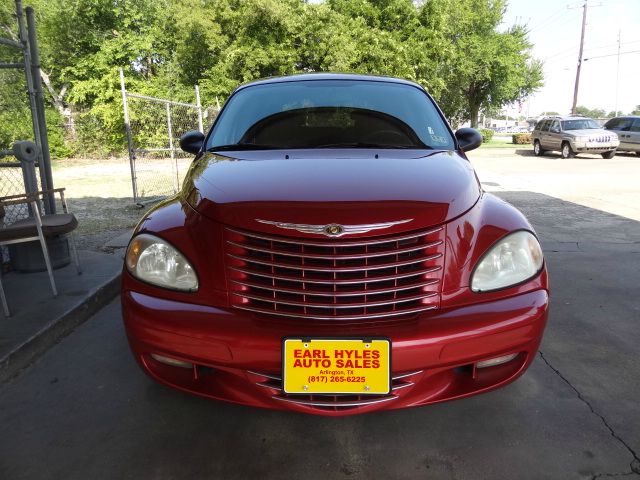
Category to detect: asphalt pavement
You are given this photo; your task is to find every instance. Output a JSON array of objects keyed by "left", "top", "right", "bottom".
[{"left": 1, "top": 181, "right": 639, "bottom": 479}]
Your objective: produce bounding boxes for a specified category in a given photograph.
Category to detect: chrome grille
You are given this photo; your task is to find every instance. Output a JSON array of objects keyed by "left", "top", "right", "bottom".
[
  {"left": 225, "top": 225, "right": 445, "bottom": 320},
  {"left": 248, "top": 370, "right": 423, "bottom": 411}
]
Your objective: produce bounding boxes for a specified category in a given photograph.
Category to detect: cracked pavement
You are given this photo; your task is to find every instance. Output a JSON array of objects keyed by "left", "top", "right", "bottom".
[{"left": 1, "top": 151, "right": 640, "bottom": 479}]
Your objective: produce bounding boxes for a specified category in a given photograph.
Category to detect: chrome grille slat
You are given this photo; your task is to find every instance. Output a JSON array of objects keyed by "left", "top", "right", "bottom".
[
  {"left": 226, "top": 225, "right": 444, "bottom": 320},
  {"left": 272, "top": 395, "right": 398, "bottom": 407},
  {"left": 247, "top": 370, "right": 281, "bottom": 381},
  {"left": 228, "top": 266, "right": 441, "bottom": 285},
  {"left": 230, "top": 279, "right": 439, "bottom": 297},
  {"left": 233, "top": 304, "right": 437, "bottom": 320},
  {"left": 249, "top": 370, "right": 424, "bottom": 383},
  {"left": 227, "top": 252, "right": 443, "bottom": 273},
  {"left": 227, "top": 226, "right": 444, "bottom": 247},
  {"left": 227, "top": 239, "right": 443, "bottom": 260},
  {"left": 232, "top": 292, "right": 436, "bottom": 309},
  {"left": 392, "top": 381, "right": 414, "bottom": 391},
  {"left": 391, "top": 370, "right": 424, "bottom": 380}
]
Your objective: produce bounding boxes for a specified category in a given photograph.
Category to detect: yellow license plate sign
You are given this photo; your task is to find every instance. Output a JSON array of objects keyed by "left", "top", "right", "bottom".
[{"left": 283, "top": 338, "right": 391, "bottom": 394}]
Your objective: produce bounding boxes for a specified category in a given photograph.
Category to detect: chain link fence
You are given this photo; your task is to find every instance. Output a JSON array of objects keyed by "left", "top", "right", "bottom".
[
  {"left": 120, "top": 71, "right": 219, "bottom": 205},
  {"left": 0, "top": 158, "right": 41, "bottom": 223},
  {"left": 0, "top": 155, "right": 43, "bottom": 264}
]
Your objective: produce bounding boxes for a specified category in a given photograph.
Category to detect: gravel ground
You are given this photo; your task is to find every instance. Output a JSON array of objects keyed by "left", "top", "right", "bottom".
[{"left": 52, "top": 157, "right": 158, "bottom": 250}]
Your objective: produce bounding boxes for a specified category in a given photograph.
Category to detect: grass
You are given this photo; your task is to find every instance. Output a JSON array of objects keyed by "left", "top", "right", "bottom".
[{"left": 480, "top": 139, "right": 520, "bottom": 148}]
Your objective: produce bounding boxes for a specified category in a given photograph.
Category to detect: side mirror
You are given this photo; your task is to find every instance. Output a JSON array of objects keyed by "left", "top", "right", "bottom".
[
  {"left": 455, "top": 128, "right": 483, "bottom": 152},
  {"left": 179, "top": 130, "right": 205, "bottom": 154}
]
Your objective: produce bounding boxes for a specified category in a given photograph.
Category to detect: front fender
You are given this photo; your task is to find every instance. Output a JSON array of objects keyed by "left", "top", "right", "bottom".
[{"left": 441, "top": 192, "right": 548, "bottom": 309}]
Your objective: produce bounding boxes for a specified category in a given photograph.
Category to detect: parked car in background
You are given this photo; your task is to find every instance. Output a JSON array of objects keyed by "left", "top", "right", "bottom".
[
  {"left": 122, "top": 73, "right": 549, "bottom": 416},
  {"left": 603, "top": 116, "right": 640, "bottom": 156},
  {"left": 531, "top": 116, "right": 619, "bottom": 159}
]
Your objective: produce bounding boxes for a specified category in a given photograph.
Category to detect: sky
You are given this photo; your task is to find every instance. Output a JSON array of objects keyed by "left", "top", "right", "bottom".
[{"left": 501, "top": 0, "right": 640, "bottom": 117}]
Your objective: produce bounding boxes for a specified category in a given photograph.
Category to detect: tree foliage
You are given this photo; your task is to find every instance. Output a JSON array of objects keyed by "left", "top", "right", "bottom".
[
  {"left": 575, "top": 105, "right": 607, "bottom": 119},
  {"left": 0, "top": 0, "right": 544, "bottom": 155}
]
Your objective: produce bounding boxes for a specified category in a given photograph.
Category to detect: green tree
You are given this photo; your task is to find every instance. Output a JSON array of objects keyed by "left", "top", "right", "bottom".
[
  {"left": 1, "top": 0, "right": 544, "bottom": 156},
  {"left": 419, "top": 0, "right": 542, "bottom": 127},
  {"left": 575, "top": 106, "right": 606, "bottom": 118},
  {"left": 630, "top": 105, "right": 640, "bottom": 116}
]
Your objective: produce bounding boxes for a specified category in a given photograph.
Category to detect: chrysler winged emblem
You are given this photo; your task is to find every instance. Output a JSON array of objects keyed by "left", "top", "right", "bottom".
[{"left": 256, "top": 219, "right": 413, "bottom": 237}]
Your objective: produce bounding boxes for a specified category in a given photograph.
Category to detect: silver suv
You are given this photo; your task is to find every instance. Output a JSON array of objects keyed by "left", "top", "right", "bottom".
[
  {"left": 531, "top": 116, "right": 619, "bottom": 159},
  {"left": 603, "top": 116, "right": 640, "bottom": 156}
]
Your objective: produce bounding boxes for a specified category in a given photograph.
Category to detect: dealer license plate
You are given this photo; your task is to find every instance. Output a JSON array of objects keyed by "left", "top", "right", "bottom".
[{"left": 283, "top": 338, "right": 391, "bottom": 394}]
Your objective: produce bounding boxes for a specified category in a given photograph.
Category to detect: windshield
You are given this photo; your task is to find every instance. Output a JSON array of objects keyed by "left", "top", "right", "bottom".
[
  {"left": 206, "top": 79, "right": 454, "bottom": 150},
  {"left": 561, "top": 119, "right": 600, "bottom": 130}
]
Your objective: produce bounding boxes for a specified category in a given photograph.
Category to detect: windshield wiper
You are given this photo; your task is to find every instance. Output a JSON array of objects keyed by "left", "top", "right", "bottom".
[
  {"left": 208, "top": 143, "right": 280, "bottom": 151},
  {"left": 314, "top": 142, "right": 432, "bottom": 149}
]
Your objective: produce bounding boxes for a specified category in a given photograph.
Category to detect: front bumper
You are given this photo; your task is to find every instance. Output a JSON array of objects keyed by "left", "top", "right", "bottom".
[
  {"left": 122, "top": 289, "right": 549, "bottom": 416},
  {"left": 572, "top": 141, "right": 619, "bottom": 153}
]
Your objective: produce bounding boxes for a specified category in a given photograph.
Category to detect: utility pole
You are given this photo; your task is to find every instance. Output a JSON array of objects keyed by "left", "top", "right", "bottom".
[
  {"left": 571, "top": 2, "right": 588, "bottom": 115},
  {"left": 614, "top": 30, "right": 621, "bottom": 116}
]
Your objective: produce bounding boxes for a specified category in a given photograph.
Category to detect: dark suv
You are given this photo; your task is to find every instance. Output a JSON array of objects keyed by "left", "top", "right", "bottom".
[{"left": 531, "top": 116, "right": 619, "bottom": 159}]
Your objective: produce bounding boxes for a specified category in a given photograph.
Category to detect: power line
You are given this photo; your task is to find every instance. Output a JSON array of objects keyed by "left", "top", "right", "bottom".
[
  {"left": 528, "top": 7, "right": 570, "bottom": 32},
  {"left": 584, "top": 49, "right": 640, "bottom": 60}
]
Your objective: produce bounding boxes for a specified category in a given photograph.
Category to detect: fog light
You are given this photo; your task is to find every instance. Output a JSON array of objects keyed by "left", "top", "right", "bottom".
[
  {"left": 151, "top": 353, "right": 192, "bottom": 369},
  {"left": 476, "top": 353, "right": 518, "bottom": 369}
]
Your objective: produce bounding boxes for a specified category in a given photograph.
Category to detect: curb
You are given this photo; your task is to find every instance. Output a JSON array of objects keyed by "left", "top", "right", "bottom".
[{"left": 0, "top": 271, "right": 122, "bottom": 383}]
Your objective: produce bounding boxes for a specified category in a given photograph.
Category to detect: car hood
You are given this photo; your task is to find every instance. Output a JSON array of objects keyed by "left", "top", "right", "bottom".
[
  {"left": 184, "top": 149, "right": 480, "bottom": 236},
  {"left": 566, "top": 129, "right": 616, "bottom": 137}
]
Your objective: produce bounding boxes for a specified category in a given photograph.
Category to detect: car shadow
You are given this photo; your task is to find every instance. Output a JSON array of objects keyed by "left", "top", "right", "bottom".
[{"left": 516, "top": 149, "right": 638, "bottom": 159}]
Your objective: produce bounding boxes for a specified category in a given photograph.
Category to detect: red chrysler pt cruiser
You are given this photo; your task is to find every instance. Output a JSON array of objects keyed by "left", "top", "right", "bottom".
[{"left": 122, "top": 74, "right": 549, "bottom": 415}]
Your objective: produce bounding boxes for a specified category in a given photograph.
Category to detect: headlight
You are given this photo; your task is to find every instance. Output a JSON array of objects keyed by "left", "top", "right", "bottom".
[
  {"left": 471, "top": 231, "right": 543, "bottom": 292},
  {"left": 126, "top": 233, "right": 198, "bottom": 291}
]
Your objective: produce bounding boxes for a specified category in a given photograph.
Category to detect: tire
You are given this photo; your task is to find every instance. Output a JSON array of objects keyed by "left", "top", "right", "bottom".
[
  {"left": 601, "top": 150, "right": 616, "bottom": 159},
  {"left": 636, "top": 151, "right": 640, "bottom": 156},
  {"left": 561, "top": 142, "right": 573, "bottom": 159},
  {"left": 533, "top": 140, "right": 545, "bottom": 156}
]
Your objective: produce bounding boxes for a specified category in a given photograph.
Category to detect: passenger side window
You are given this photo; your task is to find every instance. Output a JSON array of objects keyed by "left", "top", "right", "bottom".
[
  {"left": 550, "top": 121, "right": 560, "bottom": 133},
  {"left": 540, "top": 120, "right": 550, "bottom": 132},
  {"left": 630, "top": 119, "right": 640, "bottom": 132},
  {"left": 605, "top": 118, "right": 619, "bottom": 129},
  {"left": 616, "top": 118, "right": 634, "bottom": 131}
]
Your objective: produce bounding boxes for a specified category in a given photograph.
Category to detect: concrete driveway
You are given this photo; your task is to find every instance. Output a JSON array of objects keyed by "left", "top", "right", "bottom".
[{"left": 1, "top": 149, "right": 639, "bottom": 480}]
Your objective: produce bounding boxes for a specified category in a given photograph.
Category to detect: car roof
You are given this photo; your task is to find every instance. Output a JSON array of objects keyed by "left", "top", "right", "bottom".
[
  {"left": 234, "top": 73, "right": 424, "bottom": 92},
  {"left": 539, "top": 116, "right": 594, "bottom": 121}
]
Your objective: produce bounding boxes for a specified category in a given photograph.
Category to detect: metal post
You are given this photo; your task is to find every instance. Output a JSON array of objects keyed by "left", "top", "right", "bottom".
[
  {"left": 195, "top": 85, "right": 204, "bottom": 133},
  {"left": 120, "top": 68, "right": 138, "bottom": 203},
  {"left": 571, "top": 2, "right": 588, "bottom": 115},
  {"left": 166, "top": 103, "right": 178, "bottom": 192},
  {"left": 13, "top": 141, "right": 39, "bottom": 217},
  {"left": 26, "top": 6, "right": 54, "bottom": 214},
  {"left": 13, "top": 141, "right": 39, "bottom": 195},
  {"left": 15, "top": 1, "right": 44, "bottom": 194},
  {"left": 614, "top": 30, "right": 621, "bottom": 117}
]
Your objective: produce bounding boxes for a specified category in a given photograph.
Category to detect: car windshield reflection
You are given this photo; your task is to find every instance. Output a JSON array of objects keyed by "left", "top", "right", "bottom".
[
  {"left": 210, "top": 107, "right": 431, "bottom": 150},
  {"left": 562, "top": 119, "right": 600, "bottom": 130}
]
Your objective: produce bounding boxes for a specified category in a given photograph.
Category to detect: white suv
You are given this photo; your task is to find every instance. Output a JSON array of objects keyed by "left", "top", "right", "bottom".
[{"left": 531, "top": 116, "right": 619, "bottom": 159}]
